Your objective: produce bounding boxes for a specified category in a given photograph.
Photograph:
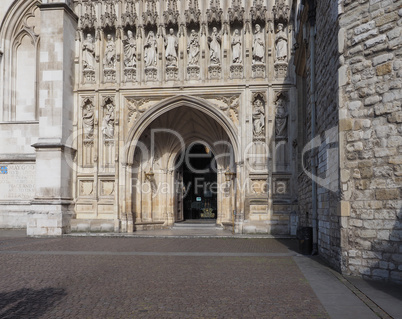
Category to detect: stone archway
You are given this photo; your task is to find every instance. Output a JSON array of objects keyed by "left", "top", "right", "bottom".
[{"left": 121, "top": 96, "right": 240, "bottom": 232}]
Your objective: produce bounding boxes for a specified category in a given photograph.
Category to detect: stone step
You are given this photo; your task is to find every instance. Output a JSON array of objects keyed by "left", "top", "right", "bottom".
[{"left": 172, "top": 222, "right": 223, "bottom": 230}]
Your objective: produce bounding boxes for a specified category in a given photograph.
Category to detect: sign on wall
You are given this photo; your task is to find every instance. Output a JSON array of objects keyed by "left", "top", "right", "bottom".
[{"left": 0, "top": 164, "right": 35, "bottom": 200}]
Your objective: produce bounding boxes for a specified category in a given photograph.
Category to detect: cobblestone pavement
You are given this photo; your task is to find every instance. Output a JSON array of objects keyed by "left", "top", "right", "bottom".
[{"left": 0, "top": 237, "right": 329, "bottom": 318}]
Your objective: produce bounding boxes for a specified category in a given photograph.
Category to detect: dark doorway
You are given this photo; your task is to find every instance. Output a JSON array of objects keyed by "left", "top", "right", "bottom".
[{"left": 180, "top": 143, "right": 217, "bottom": 220}]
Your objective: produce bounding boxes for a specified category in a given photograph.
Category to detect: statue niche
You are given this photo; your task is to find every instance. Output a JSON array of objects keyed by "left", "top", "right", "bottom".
[{"left": 123, "top": 30, "right": 137, "bottom": 82}]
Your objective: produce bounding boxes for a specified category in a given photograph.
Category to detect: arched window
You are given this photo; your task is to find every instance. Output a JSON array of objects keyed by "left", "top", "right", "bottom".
[
  {"left": 0, "top": 1, "right": 41, "bottom": 122},
  {"left": 14, "top": 32, "right": 38, "bottom": 121}
]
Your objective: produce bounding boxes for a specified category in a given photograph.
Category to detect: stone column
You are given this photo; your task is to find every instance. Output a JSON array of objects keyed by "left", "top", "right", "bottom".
[{"left": 27, "top": 1, "right": 78, "bottom": 236}]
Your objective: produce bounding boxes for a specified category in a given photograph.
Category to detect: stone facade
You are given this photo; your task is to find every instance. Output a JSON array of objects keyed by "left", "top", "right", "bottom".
[{"left": 0, "top": 0, "right": 401, "bottom": 283}]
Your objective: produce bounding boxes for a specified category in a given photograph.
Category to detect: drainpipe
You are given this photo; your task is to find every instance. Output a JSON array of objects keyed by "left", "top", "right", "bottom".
[{"left": 308, "top": 1, "right": 318, "bottom": 255}]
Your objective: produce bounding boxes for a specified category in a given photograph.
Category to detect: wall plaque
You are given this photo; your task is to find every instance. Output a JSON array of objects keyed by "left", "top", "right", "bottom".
[{"left": 0, "top": 163, "right": 35, "bottom": 200}]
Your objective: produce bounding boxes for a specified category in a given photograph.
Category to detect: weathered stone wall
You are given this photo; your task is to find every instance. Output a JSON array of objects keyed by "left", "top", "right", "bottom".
[
  {"left": 296, "top": 0, "right": 342, "bottom": 271},
  {"left": 314, "top": 0, "right": 342, "bottom": 270},
  {"left": 339, "top": 0, "right": 402, "bottom": 283}
]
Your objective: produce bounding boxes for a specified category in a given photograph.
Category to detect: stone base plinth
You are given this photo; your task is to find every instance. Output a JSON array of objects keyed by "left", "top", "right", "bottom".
[{"left": 27, "top": 203, "right": 73, "bottom": 236}]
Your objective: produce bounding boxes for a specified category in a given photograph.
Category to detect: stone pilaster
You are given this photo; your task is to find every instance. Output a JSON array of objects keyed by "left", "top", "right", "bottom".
[{"left": 27, "top": 1, "right": 78, "bottom": 236}]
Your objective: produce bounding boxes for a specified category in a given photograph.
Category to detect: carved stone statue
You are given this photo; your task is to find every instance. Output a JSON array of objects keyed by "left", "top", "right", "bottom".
[
  {"left": 231, "top": 29, "right": 242, "bottom": 64},
  {"left": 275, "top": 97, "right": 288, "bottom": 138},
  {"left": 82, "top": 34, "right": 95, "bottom": 70},
  {"left": 103, "top": 34, "right": 116, "bottom": 68},
  {"left": 144, "top": 31, "right": 157, "bottom": 67},
  {"left": 83, "top": 104, "right": 94, "bottom": 138},
  {"left": 187, "top": 29, "right": 200, "bottom": 66},
  {"left": 252, "top": 24, "right": 265, "bottom": 64},
  {"left": 102, "top": 103, "right": 115, "bottom": 139},
  {"left": 252, "top": 99, "right": 265, "bottom": 136},
  {"left": 124, "top": 30, "right": 137, "bottom": 67},
  {"left": 208, "top": 27, "right": 221, "bottom": 64},
  {"left": 275, "top": 23, "right": 288, "bottom": 62},
  {"left": 165, "top": 28, "right": 178, "bottom": 67}
]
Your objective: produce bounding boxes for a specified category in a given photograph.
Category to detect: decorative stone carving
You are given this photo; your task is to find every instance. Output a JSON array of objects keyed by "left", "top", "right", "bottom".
[
  {"left": 272, "top": 0, "right": 290, "bottom": 24},
  {"left": 274, "top": 63, "right": 288, "bottom": 78},
  {"left": 228, "top": 0, "right": 245, "bottom": 23},
  {"left": 275, "top": 92, "right": 288, "bottom": 139},
  {"left": 207, "top": 0, "right": 223, "bottom": 24},
  {"left": 216, "top": 96, "right": 240, "bottom": 125},
  {"left": 83, "top": 33, "right": 95, "bottom": 70},
  {"left": 165, "top": 28, "right": 178, "bottom": 67},
  {"left": 231, "top": 29, "right": 242, "bottom": 64},
  {"left": 187, "top": 66, "right": 200, "bottom": 80},
  {"left": 82, "top": 98, "right": 95, "bottom": 141},
  {"left": 143, "top": 0, "right": 158, "bottom": 26},
  {"left": 208, "top": 64, "right": 221, "bottom": 80},
  {"left": 252, "top": 93, "right": 266, "bottom": 140},
  {"left": 275, "top": 23, "right": 288, "bottom": 62},
  {"left": 208, "top": 27, "right": 221, "bottom": 65},
  {"left": 127, "top": 98, "right": 151, "bottom": 123},
  {"left": 144, "top": 31, "right": 157, "bottom": 67},
  {"left": 101, "top": 0, "right": 117, "bottom": 29},
  {"left": 145, "top": 67, "right": 157, "bottom": 82},
  {"left": 101, "top": 181, "right": 115, "bottom": 196},
  {"left": 185, "top": 0, "right": 201, "bottom": 24},
  {"left": 80, "top": 180, "right": 94, "bottom": 196},
  {"left": 102, "top": 97, "right": 115, "bottom": 140},
  {"left": 122, "top": 0, "right": 137, "bottom": 27},
  {"left": 187, "top": 29, "right": 200, "bottom": 66},
  {"left": 166, "top": 65, "right": 178, "bottom": 81},
  {"left": 80, "top": 1, "right": 96, "bottom": 30},
  {"left": 250, "top": 0, "right": 267, "bottom": 22},
  {"left": 230, "top": 64, "right": 243, "bottom": 79},
  {"left": 252, "top": 24, "right": 265, "bottom": 64},
  {"left": 163, "top": 0, "right": 179, "bottom": 25}
]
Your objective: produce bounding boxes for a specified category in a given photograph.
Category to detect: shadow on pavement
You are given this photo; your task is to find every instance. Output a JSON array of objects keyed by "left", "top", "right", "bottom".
[{"left": 0, "top": 288, "right": 66, "bottom": 319}]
